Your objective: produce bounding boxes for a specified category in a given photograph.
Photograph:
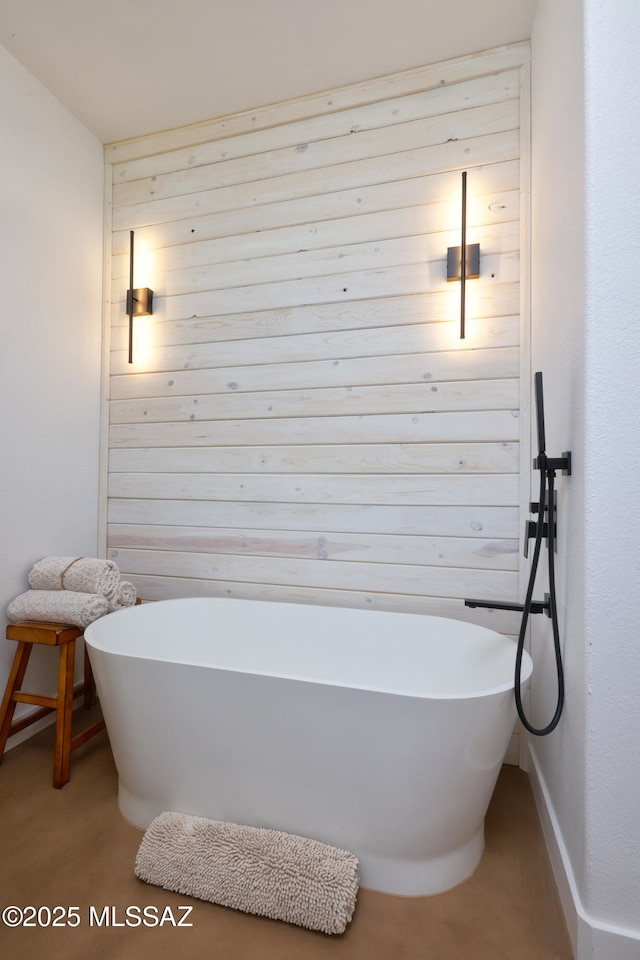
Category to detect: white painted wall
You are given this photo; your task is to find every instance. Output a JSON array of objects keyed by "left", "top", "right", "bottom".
[
  {"left": 582, "top": 0, "right": 640, "bottom": 933},
  {"left": 529, "top": 0, "right": 587, "bottom": 908},
  {"left": 531, "top": 0, "right": 640, "bottom": 955},
  {"left": 0, "top": 45, "right": 104, "bottom": 736}
]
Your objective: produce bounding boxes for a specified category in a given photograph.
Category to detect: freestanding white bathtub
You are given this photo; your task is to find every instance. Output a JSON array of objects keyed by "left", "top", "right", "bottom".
[{"left": 85, "top": 597, "right": 532, "bottom": 896}]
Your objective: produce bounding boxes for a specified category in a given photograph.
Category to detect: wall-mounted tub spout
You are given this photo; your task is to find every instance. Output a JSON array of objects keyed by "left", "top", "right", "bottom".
[
  {"left": 464, "top": 597, "right": 551, "bottom": 617},
  {"left": 465, "top": 372, "right": 570, "bottom": 737}
]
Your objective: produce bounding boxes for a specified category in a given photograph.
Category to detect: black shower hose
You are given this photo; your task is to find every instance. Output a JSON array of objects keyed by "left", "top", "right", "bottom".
[{"left": 514, "top": 460, "right": 565, "bottom": 736}]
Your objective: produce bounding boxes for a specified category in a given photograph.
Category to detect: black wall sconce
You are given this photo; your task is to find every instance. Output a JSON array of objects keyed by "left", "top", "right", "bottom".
[
  {"left": 446, "top": 171, "right": 480, "bottom": 339},
  {"left": 126, "top": 229, "right": 153, "bottom": 364}
]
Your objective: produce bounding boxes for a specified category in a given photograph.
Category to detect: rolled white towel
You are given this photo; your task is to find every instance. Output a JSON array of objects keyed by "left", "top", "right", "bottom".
[
  {"left": 110, "top": 580, "right": 137, "bottom": 610},
  {"left": 28, "top": 556, "right": 121, "bottom": 600},
  {"left": 7, "top": 590, "right": 110, "bottom": 629}
]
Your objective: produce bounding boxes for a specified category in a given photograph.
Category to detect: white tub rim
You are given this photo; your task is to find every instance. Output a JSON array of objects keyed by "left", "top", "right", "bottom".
[{"left": 85, "top": 597, "right": 533, "bottom": 703}]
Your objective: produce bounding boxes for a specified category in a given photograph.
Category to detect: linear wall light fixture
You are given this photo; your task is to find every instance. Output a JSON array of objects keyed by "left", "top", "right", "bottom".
[
  {"left": 446, "top": 171, "right": 480, "bottom": 339},
  {"left": 126, "top": 230, "right": 153, "bottom": 364}
]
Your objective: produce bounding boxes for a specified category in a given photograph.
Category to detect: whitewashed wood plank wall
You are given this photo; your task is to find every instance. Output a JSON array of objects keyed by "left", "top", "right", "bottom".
[{"left": 103, "top": 42, "right": 530, "bottom": 635}]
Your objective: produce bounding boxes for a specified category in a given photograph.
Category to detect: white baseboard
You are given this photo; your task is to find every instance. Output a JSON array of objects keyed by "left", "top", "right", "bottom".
[
  {"left": 527, "top": 744, "right": 640, "bottom": 960},
  {"left": 4, "top": 709, "right": 56, "bottom": 750},
  {"left": 4, "top": 692, "right": 90, "bottom": 751}
]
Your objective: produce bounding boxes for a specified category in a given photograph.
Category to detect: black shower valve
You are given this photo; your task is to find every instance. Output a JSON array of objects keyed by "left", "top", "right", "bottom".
[
  {"left": 523, "top": 520, "right": 549, "bottom": 558},
  {"left": 526, "top": 490, "right": 558, "bottom": 556}
]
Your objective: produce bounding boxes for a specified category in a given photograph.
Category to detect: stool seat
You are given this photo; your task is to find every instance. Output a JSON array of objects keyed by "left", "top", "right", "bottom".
[{"left": 0, "top": 620, "right": 105, "bottom": 788}]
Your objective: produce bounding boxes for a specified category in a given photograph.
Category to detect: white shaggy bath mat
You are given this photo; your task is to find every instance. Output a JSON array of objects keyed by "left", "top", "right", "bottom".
[{"left": 134, "top": 811, "right": 359, "bottom": 935}]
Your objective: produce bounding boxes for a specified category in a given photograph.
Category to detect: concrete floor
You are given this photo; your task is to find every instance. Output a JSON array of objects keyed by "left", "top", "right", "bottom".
[{"left": 0, "top": 713, "right": 572, "bottom": 960}]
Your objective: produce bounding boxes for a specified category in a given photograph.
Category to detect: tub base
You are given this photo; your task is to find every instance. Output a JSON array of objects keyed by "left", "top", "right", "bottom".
[
  {"left": 361, "top": 827, "right": 484, "bottom": 896},
  {"left": 119, "top": 781, "right": 484, "bottom": 897}
]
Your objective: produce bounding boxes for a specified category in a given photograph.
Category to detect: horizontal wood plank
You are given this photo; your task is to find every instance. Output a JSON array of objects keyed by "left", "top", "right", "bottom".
[
  {"left": 107, "top": 472, "right": 519, "bottom": 505},
  {"left": 107, "top": 499, "right": 519, "bottom": 539},
  {"left": 107, "top": 524, "right": 518, "bottom": 570},
  {"left": 111, "top": 316, "right": 520, "bottom": 376},
  {"left": 110, "top": 379, "right": 519, "bottom": 424},
  {"left": 109, "top": 408, "right": 520, "bottom": 448},
  {"left": 124, "top": 573, "right": 522, "bottom": 631},
  {"left": 107, "top": 441, "right": 518, "bottom": 475},
  {"left": 110, "top": 282, "right": 520, "bottom": 345},
  {"left": 107, "top": 547, "right": 517, "bottom": 600},
  {"left": 110, "top": 346, "right": 520, "bottom": 401}
]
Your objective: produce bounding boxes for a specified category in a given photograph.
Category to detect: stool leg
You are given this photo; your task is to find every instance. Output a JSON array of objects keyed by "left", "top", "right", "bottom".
[
  {"left": 83, "top": 644, "right": 97, "bottom": 709},
  {"left": 0, "top": 642, "right": 33, "bottom": 762},
  {"left": 53, "top": 639, "right": 75, "bottom": 789}
]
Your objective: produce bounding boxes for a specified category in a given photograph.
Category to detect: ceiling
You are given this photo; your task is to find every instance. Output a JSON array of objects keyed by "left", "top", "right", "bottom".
[{"left": 0, "top": 0, "right": 536, "bottom": 145}]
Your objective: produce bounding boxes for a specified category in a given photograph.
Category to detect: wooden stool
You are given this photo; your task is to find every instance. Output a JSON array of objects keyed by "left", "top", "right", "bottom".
[{"left": 0, "top": 621, "right": 106, "bottom": 788}]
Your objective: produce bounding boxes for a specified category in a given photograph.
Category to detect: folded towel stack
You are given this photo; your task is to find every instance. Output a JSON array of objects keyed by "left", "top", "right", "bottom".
[{"left": 6, "top": 556, "right": 137, "bottom": 629}]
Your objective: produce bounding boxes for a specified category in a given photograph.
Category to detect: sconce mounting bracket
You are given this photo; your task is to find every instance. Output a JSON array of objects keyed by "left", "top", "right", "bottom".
[
  {"left": 446, "top": 243, "right": 480, "bottom": 281},
  {"left": 126, "top": 287, "right": 154, "bottom": 317}
]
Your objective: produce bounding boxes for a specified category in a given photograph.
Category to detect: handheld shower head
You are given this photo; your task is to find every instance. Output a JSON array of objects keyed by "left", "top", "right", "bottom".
[
  {"left": 533, "top": 371, "right": 571, "bottom": 475},
  {"left": 534, "top": 371, "right": 546, "bottom": 459}
]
